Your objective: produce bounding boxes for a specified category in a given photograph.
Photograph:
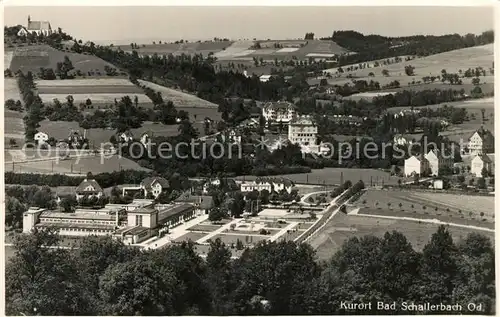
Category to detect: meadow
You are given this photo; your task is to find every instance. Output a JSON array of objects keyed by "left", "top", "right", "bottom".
[
  {"left": 354, "top": 189, "right": 494, "bottom": 221},
  {"left": 4, "top": 110, "right": 25, "bottom": 146},
  {"left": 35, "top": 78, "right": 152, "bottom": 106},
  {"left": 7, "top": 44, "right": 122, "bottom": 75},
  {"left": 235, "top": 168, "right": 398, "bottom": 186},
  {"left": 4, "top": 78, "right": 22, "bottom": 101},
  {"left": 310, "top": 211, "right": 494, "bottom": 260},
  {"left": 326, "top": 44, "right": 494, "bottom": 79}
]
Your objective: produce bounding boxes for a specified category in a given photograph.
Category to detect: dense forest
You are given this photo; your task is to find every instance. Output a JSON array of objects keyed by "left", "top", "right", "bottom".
[{"left": 5, "top": 227, "right": 495, "bottom": 315}]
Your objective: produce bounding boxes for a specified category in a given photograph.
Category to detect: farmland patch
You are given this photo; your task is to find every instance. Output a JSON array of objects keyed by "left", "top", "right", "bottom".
[
  {"left": 39, "top": 93, "right": 151, "bottom": 104},
  {"left": 137, "top": 79, "right": 218, "bottom": 108}
]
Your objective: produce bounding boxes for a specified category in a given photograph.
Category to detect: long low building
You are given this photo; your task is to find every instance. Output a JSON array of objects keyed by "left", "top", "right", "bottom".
[{"left": 22, "top": 200, "right": 194, "bottom": 243}]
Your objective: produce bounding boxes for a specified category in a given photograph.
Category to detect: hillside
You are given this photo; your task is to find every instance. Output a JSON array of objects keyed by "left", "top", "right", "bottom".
[
  {"left": 117, "top": 39, "right": 350, "bottom": 61},
  {"left": 5, "top": 44, "right": 124, "bottom": 75},
  {"left": 319, "top": 44, "right": 494, "bottom": 89}
]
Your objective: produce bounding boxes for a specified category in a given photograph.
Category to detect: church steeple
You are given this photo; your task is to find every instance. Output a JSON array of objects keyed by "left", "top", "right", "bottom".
[{"left": 28, "top": 15, "right": 31, "bottom": 24}]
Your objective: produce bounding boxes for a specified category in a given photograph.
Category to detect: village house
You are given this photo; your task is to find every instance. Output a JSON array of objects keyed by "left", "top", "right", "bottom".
[
  {"left": 393, "top": 134, "right": 410, "bottom": 146},
  {"left": 17, "top": 16, "right": 53, "bottom": 37},
  {"left": 288, "top": 115, "right": 318, "bottom": 150},
  {"left": 471, "top": 154, "right": 493, "bottom": 177},
  {"left": 240, "top": 177, "right": 294, "bottom": 194},
  {"left": 34, "top": 131, "right": 49, "bottom": 144},
  {"left": 261, "top": 101, "right": 297, "bottom": 125},
  {"left": 121, "top": 176, "right": 170, "bottom": 199},
  {"left": 404, "top": 155, "right": 430, "bottom": 177},
  {"left": 424, "top": 149, "right": 454, "bottom": 176},
  {"left": 468, "top": 127, "right": 494, "bottom": 155},
  {"left": 75, "top": 177, "right": 104, "bottom": 201},
  {"left": 220, "top": 128, "right": 242, "bottom": 144},
  {"left": 119, "top": 131, "right": 134, "bottom": 144}
]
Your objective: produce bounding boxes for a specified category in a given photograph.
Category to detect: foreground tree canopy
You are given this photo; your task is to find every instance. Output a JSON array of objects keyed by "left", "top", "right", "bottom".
[{"left": 5, "top": 226, "right": 495, "bottom": 315}]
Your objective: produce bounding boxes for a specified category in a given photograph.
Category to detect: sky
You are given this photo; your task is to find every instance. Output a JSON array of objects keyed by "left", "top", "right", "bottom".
[{"left": 4, "top": 6, "right": 495, "bottom": 45}]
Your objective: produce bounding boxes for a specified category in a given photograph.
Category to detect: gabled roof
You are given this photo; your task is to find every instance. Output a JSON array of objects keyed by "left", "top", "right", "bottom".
[
  {"left": 175, "top": 191, "right": 214, "bottom": 210},
  {"left": 141, "top": 176, "right": 169, "bottom": 189},
  {"left": 263, "top": 101, "right": 295, "bottom": 110},
  {"left": 76, "top": 179, "right": 103, "bottom": 193},
  {"left": 474, "top": 154, "right": 492, "bottom": 163},
  {"left": 255, "top": 177, "right": 294, "bottom": 187},
  {"left": 28, "top": 21, "right": 51, "bottom": 31},
  {"left": 469, "top": 127, "right": 494, "bottom": 141}
]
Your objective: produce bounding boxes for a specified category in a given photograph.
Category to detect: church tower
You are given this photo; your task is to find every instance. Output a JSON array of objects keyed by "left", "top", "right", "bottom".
[{"left": 28, "top": 15, "right": 31, "bottom": 24}]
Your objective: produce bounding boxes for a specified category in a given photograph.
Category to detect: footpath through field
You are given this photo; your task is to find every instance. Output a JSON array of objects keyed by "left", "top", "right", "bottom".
[{"left": 348, "top": 208, "right": 494, "bottom": 232}]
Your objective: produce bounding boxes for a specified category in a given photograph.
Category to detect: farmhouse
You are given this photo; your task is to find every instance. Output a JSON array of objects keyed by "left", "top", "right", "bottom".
[
  {"left": 288, "top": 115, "right": 318, "bottom": 148},
  {"left": 262, "top": 101, "right": 296, "bottom": 124},
  {"left": 17, "top": 16, "right": 53, "bottom": 37},
  {"left": 425, "top": 149, "right": 454, "bottom": 176},
  {"left": 404, "top": 155, "right": 430, "bottom": 177},
  {"left": 75, "top": 177, "right": 104, "bottom": 201},
  {"left": 471, "top": 154, "right": 493, "bottom": 177},
  {"left": 34, "top": 131, "right": 49, "bottom": 144},
  {"left": 121, "top": 176, "right": 170, "bottom": 199},
  {"left": 468, "top": 127, "right": 494, "bottom": 155}
]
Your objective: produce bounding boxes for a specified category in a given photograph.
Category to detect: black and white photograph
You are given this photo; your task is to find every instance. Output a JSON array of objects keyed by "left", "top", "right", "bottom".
[{"left": 2, "top": 3, "right": 496, "bottom": 316}]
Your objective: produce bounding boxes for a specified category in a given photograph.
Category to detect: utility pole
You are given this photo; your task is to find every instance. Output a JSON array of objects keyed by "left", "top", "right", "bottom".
[{"left": 340, "top": 171, "right": 344, "bottom": 185}]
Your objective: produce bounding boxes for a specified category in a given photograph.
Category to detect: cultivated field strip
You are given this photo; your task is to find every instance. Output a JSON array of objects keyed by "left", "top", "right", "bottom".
[
  {"left": 137, "top": 79, "right": 218, "bottom": 108},
  {"left": 39, "top": 93, "right": 152, "bottom": 104}
]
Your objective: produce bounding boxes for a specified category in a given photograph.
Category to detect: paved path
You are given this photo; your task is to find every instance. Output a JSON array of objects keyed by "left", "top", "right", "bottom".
[
  {"left": 142, "top": 214, "right": 209, "bottom": 249},
  {"left": 269, "top": 222, "right": 297, "bottom": 242},
  {"left": 196, "top": 218, "right": 242, "bottom": 244}
]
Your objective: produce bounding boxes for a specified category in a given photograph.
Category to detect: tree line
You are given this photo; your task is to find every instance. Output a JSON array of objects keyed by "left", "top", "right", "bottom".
[{"left": 5, "top": 226, "right": 495, "bottom": 315}]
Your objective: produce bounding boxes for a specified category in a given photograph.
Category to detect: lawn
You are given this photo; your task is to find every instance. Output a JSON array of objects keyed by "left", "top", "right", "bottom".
[
  {"left": 354, "top": 189, "right": 494, "bottom": 220},
  {"left": 210, "top": 234, "right": 269, "bottom": 246},
  {"left": 137, "top": 79, "right": 218, "bottom": 109},
  {"left": 188, "top": 224, "right": 223, "bottom": 232},
  {"left": 4, "top": 110, "right": 25, "bottom": 146},
  {"left": 236, "top": 168, "right": 397, "bottom": 186},
  {"left": 8, "top": 44, "right": 124, "bottom": 75},
  {"left": 310, "top": 211, "right": 494, "bottom": 261},
  {"left": 4, "top": 50, "right": 14, "bottom": 70},
  {"left": 173, "top": 232, "right": 208, "bottom": 243}
]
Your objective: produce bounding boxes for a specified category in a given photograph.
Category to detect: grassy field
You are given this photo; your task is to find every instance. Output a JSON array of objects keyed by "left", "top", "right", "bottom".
[
  {"left": 210, "top": 234, "right": 269, "bottom": 246},
  {"left": 354, "top": 189, "right": 494, "bottom": 220},
  {"left": 5, "top": 154, "right": 150, "bottom": 174},
  {"left": 236, "top": 168, "right": 397, "bottom": 186},
  {"left": 4, "top": 50, "right": 14, "bottom": 70},
  {"left": 122, "top": 39, "right": 349, "bottom": 61},
  {"left": 326, "top": 44, "right": 493, "bottom": 79},
  {"left": 7, "top": 45, "right": 123, "bottom": 75},
  {"left": 35, "top": 78, "right": 152, "bottom": 106},
  {"left": 310, "top": 211, "right": 494, "bottom": 261},
  {"left": 117, "top": 41, "right": 234, "bottom": 56},
  {"left": 137, "top": 79, "right": 218, "bottom": 109},
  {"left": 4, "top": 110, "right": 25, "bottom": 146},
  {"left": 4, "top": 78, "right": 22, "bottom": 101}
]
